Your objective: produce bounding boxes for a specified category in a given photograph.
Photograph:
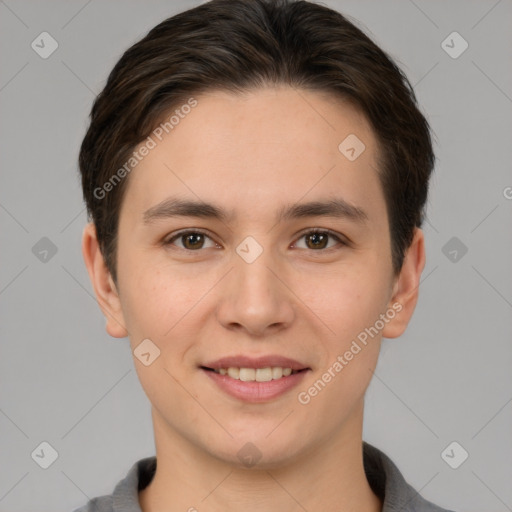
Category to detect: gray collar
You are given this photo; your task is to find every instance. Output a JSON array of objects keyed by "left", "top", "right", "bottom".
[{"left": 108, "top": 442, "right": 453, "bottom": 512}]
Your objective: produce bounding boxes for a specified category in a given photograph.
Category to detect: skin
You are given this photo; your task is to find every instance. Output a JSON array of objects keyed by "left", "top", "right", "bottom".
[{"left": 82, "top": 86, "right": 425, "bottom": 512}]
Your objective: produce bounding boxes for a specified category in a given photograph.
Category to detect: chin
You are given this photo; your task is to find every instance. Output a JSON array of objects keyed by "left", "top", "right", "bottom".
[{"left": 206, "top": 431, "right": 306, "bottom": 470}]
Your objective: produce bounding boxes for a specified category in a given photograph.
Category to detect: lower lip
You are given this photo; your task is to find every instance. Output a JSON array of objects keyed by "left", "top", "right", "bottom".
[{"left": 202, "top": 368, "right": 309, "bottom": 403}]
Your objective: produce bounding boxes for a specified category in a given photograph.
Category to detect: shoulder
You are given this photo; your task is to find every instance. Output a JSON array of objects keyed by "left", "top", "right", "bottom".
[
  {"left": 71, "top": 495, "right": 113, "bottom": 512},
  {"left": 363, "top": 442, "right": 456, "bottom": 512},
  {"left": 70, "top": 456, "right": 156, "bottom": 512}
]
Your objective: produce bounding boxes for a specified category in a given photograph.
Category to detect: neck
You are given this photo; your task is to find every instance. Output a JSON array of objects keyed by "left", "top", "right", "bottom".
[{"left": 139, "top": 402, "right": 382, "bottom": 512}]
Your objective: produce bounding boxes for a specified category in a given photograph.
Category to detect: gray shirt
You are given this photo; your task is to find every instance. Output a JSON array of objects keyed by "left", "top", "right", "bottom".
[{"left": 72, "top": 442, "right": 454, "bottom": 512}]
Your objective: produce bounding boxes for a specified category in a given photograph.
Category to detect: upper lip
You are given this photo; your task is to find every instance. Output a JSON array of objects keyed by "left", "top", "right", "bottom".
[{"left": 201, "top": 355, "right": 310, "bottom": 371}]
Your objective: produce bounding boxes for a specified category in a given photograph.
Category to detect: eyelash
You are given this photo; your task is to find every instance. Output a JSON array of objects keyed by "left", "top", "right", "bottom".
[{"left": 163, "top": 228, "right": 347, "bottom": 253}]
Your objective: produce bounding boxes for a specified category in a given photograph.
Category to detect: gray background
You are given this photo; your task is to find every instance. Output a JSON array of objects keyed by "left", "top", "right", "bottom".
[{"left": 1, "top": 0, "right": 511, "bottom": 511}]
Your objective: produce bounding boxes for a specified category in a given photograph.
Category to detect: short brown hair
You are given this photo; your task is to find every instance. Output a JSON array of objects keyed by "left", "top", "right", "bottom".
[{"left": 79, "top": 0, "right": 435, "bottom": 285}]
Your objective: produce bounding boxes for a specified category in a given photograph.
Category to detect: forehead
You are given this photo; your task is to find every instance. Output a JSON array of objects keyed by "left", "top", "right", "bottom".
[{"left": 120, "top": 86, "right": 385, "bottom": 224}]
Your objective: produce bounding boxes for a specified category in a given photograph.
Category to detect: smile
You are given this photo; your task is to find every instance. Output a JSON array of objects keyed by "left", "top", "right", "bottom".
[
  {"left": 208, "top": 366, "right": 302, "bottom": 382},
  {"left": 201, "top": 366, "right": 310, "bottom": 403}
]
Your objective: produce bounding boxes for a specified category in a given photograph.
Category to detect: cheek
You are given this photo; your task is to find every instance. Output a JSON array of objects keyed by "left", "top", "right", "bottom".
[
  {"left": 118, "top": 253, "right": 185, "bottom": 327},
  {"left": 295, "top": 271, "right": 386, "bottom": 422},
  {"left": 119, "top": 261, "right": 221, "bottom": 364},
  {"left": 300, "top": 262, "right": 391, "bottom": 342},
  {"left": 119, "top": 266, "right": 202, "bottom": 402}
]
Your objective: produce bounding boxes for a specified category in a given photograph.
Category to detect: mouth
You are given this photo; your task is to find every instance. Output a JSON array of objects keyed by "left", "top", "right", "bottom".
[
  {"left": 200, "top": 366, "right": 307, "bottom": 382},
  {"left": 199, "top": 356, "right": 311, "bottom": 403}
]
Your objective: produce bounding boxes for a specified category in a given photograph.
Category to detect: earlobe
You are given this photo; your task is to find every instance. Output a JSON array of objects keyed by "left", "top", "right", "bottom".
[
  {"left": 81, "top": 222, "right": 128, "bottom": 338},
  {"left": 382, "top": 228, "right": 426, "bottom": 339}
]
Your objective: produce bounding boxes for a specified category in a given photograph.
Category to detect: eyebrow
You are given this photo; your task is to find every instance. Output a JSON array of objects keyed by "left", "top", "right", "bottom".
[{"left": 142, "top": 196, "right": 368, "bottom": 225}]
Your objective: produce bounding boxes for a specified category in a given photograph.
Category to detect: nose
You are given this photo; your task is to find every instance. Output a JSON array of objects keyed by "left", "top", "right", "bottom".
[{"left": 215, "top": 248, "right": 295, "bottom": 337}]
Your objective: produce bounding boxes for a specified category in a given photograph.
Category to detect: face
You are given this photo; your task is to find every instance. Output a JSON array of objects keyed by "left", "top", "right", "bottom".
[{"left": 85, "top": 86, "right": 423, "bottom": 468}]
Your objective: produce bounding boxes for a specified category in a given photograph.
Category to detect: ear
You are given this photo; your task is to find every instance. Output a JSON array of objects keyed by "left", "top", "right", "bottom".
[
  {"left": 81, "top": 222, "right": 128, "bottom": 338},
  {"left": 382, "top": 227, "right": 426, "bottom": 339}
]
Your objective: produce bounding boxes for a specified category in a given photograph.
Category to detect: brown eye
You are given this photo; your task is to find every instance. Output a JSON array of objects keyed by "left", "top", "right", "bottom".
[
  {"left": 305, "top": 232, "right": 329, "bottom": 249},
  {"left": 165, "top": 230, "right": 216, "bottom": 251},
  {"left": 181, "top": 233, "right": 205, "bottom": 250},
  {"left": 294, "top": 229, "right": 344, "bottom": 251}
]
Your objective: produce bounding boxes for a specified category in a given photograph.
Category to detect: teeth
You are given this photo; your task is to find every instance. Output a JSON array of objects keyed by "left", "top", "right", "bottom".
[
  {"left": 254, "top": 367, "right": 272, "bottom": 382},
  {"left": 239, "top": 368, "right": 256, "bottom": 381},
  {"left": 214, "top": 366, "right": 298, "bottom": 381},
  {"left": 271, "top": 367, "right": 283, "bottom": 379},
  {"left": 227, "top": 367, "right": 239, "bottom": 379}
]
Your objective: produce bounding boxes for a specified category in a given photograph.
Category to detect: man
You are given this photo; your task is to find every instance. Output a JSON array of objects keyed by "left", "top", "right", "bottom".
[{"left": 75, "top": 0, "right": 452, "bottom": 510}]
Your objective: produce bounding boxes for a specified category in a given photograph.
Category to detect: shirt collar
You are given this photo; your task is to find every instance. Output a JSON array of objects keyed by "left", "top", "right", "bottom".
[{"left": 111, "top": 442, "right": 450, "bottom": 512}]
